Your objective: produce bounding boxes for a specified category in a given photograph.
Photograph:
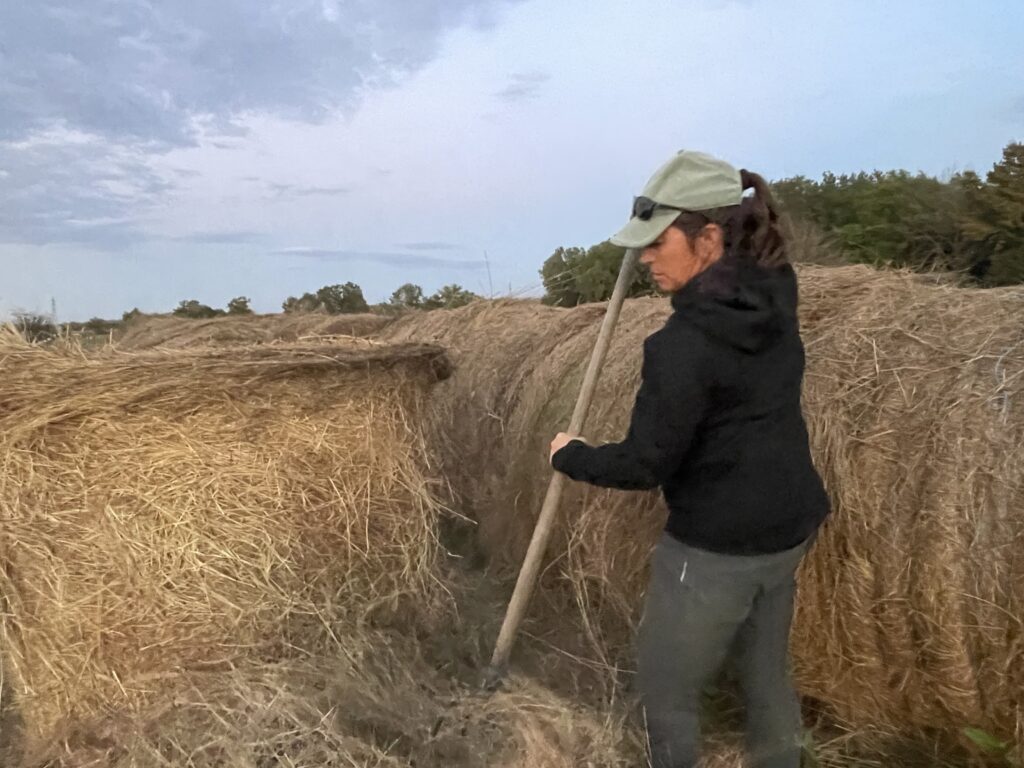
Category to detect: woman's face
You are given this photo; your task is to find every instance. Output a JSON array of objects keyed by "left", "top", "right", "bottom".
[{"left": 640, "top": 224, "right": 723, "bottom": 293}]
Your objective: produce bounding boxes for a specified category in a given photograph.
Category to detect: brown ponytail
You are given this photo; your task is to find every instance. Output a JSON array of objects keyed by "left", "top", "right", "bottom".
[
  {"left": 671, "top": 168, "right": 789, "bottom": 269},
  {"left": 737, "top": 169, "right": 787, "bottom": 268}
]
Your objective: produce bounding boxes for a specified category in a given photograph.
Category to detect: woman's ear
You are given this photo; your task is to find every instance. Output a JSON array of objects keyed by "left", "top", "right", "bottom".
[{"left": 697, "top": 224, "right": 725, "bottom": 262}]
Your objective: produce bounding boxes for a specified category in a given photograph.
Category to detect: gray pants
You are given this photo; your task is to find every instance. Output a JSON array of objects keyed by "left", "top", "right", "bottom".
[{"left": 636, "top": 532, "right": 810, "bottom": 768}]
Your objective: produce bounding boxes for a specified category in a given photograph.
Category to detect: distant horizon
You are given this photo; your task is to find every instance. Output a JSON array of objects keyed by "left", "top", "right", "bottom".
[{"left": 4, "top": 0, "right": 1022, "bottom": 321}]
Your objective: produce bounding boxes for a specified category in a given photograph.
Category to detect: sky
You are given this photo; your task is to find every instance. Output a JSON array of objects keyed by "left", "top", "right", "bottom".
[{"left": 2, "top": 0, "right": 1022, "bottom": 321}]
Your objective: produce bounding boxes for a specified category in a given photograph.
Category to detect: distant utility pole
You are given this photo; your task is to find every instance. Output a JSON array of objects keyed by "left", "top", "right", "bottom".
[
  {"left": 484, "top": 250, "right": 494, "bottom": 299},
  {"left": 51, "top": 297, "right": 58, "bottom": 325}
]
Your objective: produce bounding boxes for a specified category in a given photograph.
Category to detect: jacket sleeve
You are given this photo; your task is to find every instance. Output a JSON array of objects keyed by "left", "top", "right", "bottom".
[{"left": 551, "top": 331, "right": 709, "bottom": 490}]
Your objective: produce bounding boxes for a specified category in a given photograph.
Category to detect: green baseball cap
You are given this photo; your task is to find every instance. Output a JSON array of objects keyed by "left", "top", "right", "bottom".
[{"left": 611, "top": 150, "right": 743, "bottom": 249}]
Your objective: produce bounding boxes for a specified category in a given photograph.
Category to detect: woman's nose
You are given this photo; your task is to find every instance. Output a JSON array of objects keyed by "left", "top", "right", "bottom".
[{"left": 640, "top": 248, "right": 655, "bottom": 265}]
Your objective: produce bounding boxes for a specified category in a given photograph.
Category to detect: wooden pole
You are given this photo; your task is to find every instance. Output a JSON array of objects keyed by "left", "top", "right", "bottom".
[{"left": 484, "top": 248, "right": 639, "bottom": 687}]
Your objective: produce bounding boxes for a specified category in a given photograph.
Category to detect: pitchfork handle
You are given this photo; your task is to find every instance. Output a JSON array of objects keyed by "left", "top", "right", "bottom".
[{"left": 484, "top": 248, "right": 639, "bottom": 687}]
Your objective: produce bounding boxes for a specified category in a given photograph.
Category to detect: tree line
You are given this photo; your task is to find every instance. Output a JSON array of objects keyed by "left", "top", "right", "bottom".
[
  {"left": 280, "top": 282, "right": 479, "bottom": 314},
  {"left": 151, "top": 282, "right": 481, "bottom": 320},
  {"left": 7, "top": 281, "right": 482, "bottom": 342},
  {"left": 165, "top": 282, "right": 477, "bottom": 319},
  {"left": 540, "top": 140, "right": 1024, "bottom": 306},
  {"left": 773, "top": 141, "right": 1023, "bottom": 285}
]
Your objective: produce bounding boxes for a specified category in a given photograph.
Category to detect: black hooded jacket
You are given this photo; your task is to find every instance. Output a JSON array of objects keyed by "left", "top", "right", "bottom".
[{"left": 552, "top": 258, "right": 830, "bottom": 555}]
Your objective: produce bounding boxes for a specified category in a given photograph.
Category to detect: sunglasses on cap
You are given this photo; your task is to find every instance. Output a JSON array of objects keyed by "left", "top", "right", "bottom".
[{"left": 631, "top": 196, "right": 688, "bottom": 221}]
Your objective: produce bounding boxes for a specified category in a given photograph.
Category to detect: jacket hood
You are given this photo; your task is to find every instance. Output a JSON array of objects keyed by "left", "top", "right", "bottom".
[{"left": 670, "top": 259, "right": 798, "bottom": 354}]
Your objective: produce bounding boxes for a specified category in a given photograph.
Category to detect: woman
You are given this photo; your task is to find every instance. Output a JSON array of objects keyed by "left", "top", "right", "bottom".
[{"left": 550, "top": 150, "right": 830, "bottom": 768}]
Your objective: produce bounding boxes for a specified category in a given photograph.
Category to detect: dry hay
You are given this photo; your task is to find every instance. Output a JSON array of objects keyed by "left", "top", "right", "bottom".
[
  {"left": 11, "top": 607, "right": 864, "bottom": 768},
  {"left": 22, "top": 625, "right": 646, "bottom": 768},
  {"left": 116, "top": 312, "right": 393, "bottom": 351},
  {"left": 0, "top": 331, "right": 451, "bottom": 756},
  {"left": 795, "top": 269, "right": 1024, "bottom": 753},
  {"left": 382, "top": 265, "right": 1024, "bottom": 755}
]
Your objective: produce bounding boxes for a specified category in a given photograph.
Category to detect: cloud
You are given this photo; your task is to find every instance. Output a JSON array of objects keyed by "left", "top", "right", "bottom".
[
  {"left": 397, "top": 241, "right": 463, "bottom": 251},
  {"left": 167, "top": 231, "right": 265, "bottom": 245},
  {"left": 0, "top": 0, "right": 518, "bottom": 249},
  {"left": 0, "top": 125, "right": 172, "bottom": 247},
  {"left": 495, "top": 71, "right": 550, "bottom": 103},
  {"left": 0, "top": 1, "right": 518, "bottom": 147},
  {"left": 268, "top": 183, "right": 352, "bottom": 198},
  {"left": 277, "top": 247, "right": 487, "bottom": 270}
]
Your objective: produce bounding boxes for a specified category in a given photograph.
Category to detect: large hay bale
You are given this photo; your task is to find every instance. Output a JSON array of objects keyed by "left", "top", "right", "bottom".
[
  {"left": 382, "top": 266, "right": 1024, "bottom": 750},
  {"left": 0, "top": 332, "right": 451, "bottom": 754},
  {"left": 795, "top": 269, "right": 1024, "bottom": 746}
]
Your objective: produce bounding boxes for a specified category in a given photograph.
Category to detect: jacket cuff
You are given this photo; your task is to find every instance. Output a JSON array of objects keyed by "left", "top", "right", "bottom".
[{"left": 552, "top": 439, "right": 589, "bottom": 477}]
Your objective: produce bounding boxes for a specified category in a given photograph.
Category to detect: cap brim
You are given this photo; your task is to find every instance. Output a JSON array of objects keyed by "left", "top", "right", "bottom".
[{"left": 609, "top": 208, "right": 680, "bottom": 249}]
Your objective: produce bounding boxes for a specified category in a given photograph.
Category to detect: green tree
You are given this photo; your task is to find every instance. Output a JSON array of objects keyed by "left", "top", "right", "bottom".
[
  {"left": 962, "top": 142, "right": 1024, "bottom": 285},
  {"left": 389, "top": 283, "right": 425, "bottom": 310},
  {"left": 540, "top": 241, "right": 655, "bottom": 305},
  {"left": 227, "top": 296, "right": 254, "bottom": 315},
  {"left": 122, "top": 308, "right": 143, "bottom": 323},
  {"left": 172, "top": 300, "right": 223, "bottom": 319},
  {"left": 282, "top": 292, "right": 321, "bottom": 313},
  {"left": 576, "top": 240, "right": 656, "bottom": 302},
  {"left": 773, "top": 167, "right": 989, "bottom": 276},
  {"left": 316, "top": 282, "right": 369, "bottom": 314},
  {"left": 83, "top": 317, "right": 118, "bottom": 335},
  {"left": 540, "top": 246, "right": 585, "bottom": 306},
  {"left": 424, "top": 284, "right": 480, "bottom": 310}
]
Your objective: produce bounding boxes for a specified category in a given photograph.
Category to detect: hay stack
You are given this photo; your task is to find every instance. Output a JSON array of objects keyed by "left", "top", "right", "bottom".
[
  {"left": 795, "top": 269, "right": 1024, "bottom": 747},
  {"left": 0, "top": 331, "right": 450, "bottom": 754},
  {"left": 116, "top": 312, "right": 393, "bottom": 350},
  {"left": 383, "top": 266, "right": 1024, "bottom": 751}
]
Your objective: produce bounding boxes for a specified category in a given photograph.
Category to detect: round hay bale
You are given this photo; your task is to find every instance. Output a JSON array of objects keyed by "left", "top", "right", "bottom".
[
  {"left": 0, "top": 334, "right": 451, "bottom": 754},
  {"left": 382, "top": 266, "right": 1024, "bottom": 751},
  {"left": 794, "top": 268, "right": 1024, "bottom": 745}
]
